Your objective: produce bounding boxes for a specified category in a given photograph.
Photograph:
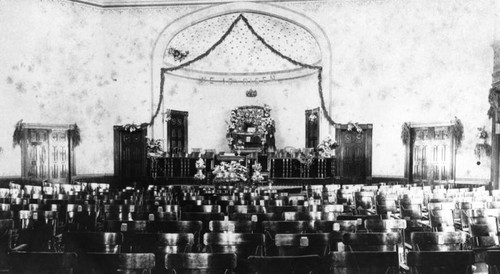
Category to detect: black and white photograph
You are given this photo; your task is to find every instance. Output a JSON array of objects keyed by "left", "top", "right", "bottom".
[{"left": 0, "top": 0, "right": 499, "bottom": 273}]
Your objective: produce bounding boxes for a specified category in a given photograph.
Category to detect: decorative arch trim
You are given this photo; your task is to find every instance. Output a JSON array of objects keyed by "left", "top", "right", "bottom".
[{"left": 150, "top": 2, "right": 333, "bottom": 136}]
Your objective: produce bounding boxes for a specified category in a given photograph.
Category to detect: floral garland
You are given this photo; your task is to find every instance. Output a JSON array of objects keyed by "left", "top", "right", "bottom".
[
  {"left": 488, "top": 87, "right": 500, "bottom": 119},
  {"left": 123, "top": 123, "right": 148, "bottom": 133},
  {"left": 453, "top": 117, "right": 464, "bottom": 149},
  {"left": 153, "top": 14, "right": 336, "bottom": 128},
  {"left": 401, "top": 122, "right": 411, "bottom": 145},
  {"left": 12, "top": 120, "right": 81, "bottom": 148}
]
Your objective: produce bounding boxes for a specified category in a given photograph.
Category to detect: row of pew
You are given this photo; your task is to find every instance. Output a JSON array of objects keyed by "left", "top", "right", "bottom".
[{"left": 0, "top": 181, "right": 499, "bottom": 273}]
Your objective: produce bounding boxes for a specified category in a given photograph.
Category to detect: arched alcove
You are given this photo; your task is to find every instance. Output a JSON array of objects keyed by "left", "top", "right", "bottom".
[{"left": 150, "top": 2, "right": 333, "bottom": 151}]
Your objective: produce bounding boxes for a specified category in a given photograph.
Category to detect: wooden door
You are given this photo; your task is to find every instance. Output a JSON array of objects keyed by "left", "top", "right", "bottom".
[
  {"left": 113, "top": 126, "right": 147, "bottom": 184},
  {"left": 335, "top": 124, "right": 372, "bottom": 183},
  {"left": 168, "top": 110, "right": 188, "bottom": 155},
  {"left": 25, "top": 129, "right": 49, "bottom": 180},
  {"left": 407, "top": 125, "right": 455, "bottom": 184},
  {"left": 21, "top": 124, "right": 76, "bottom": 183},
  {"left": 49, "top": 130, "right": 69, "bottom": 182}
]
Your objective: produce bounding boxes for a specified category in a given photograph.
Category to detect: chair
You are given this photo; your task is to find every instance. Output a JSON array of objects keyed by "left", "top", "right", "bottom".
[
  {"left": 314, "top": 220, "right": 358, "bottom": 251},
  {"left": 262, "top": 221, "right": 312, "bottom": 256},
  {"left": 329, "top": 251, "right": 399, "bottom": 274},
  {"left": 275, "top": 233, "right": 331, "bottom": 256},
  {"left": 86, "top": 253, "right": 155, "bottom": 274},
  {"left": 247, "top": 255, "right": 321, "bottom": 274},
  {"left": 429, "top": 209, "right": 455, "bottom": 232},
  {"left": 343, "top": 232, "right": 400, "bottom": 252},
  {"left": 354, "top": 191, "right": 375, "bottom": 214},
  {"left": 230, "top": 213, "right": 278, "bottom": 233},
  {"left": 411, "top": 231, "right": 467, "bottom": 251},
  {"left": 181, "top": 205, "right": 221, "bottom": 213},
  {"left": 227, "top": 205, "right": 267, "bottom": 216},
  {"left": 65, "top": 204, "right": 97, "bottom": 232},
  {"left": 147, "top": 221, "right": 203, "bottom": 252},
  {"left": 376, "top": 193, "right": 398, "bottom": 217},
  {"left": 104, "top": 220, "right": 147, "bottom": 251},
  {"left": 64, "top": 232, "right": 123, "bottom": 254},
  {"left": 165, "top": 253, "right": 237, "bottom": 274},
  {"left": 486, "top": 250, "right": 500, "bottom": 274},
  {"left": 0, "top": 219, "right": 13, "bottom": 272},
  {"left": 282, "top": 211, "right": 322, "bottom": 221},
  {"left": 209, "top": 220, "right": 256, "bottom": 233},
  {"left": 407, "top": 251, "right": 475, "bottom": 274},
  {"left": 470, "top": 217, "right": 499, "bottom": 249},
  {"left": 129, "top": 233, "right": 194, "bottom": 274},
  {"left": 8, "top": 251, "right": 78, "bottom": 274},
  {"left": 204, "top": 233, "right": 265, "bottom": 273},
  {"left": 337, "top": 214, "right": 381, "bottom": 231},
  {"left": 180, "top": 212, "right": 225, "bottom": 235}
]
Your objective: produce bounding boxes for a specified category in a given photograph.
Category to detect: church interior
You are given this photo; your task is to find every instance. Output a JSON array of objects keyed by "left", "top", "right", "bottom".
[{"left": 1, "top": 0, "right": 500, "bottom": 273}]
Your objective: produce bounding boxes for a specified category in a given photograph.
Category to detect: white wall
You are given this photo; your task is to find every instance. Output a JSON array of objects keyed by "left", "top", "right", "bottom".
[{"left": 0, "top": 0, "right": 496, "bottom": 180}]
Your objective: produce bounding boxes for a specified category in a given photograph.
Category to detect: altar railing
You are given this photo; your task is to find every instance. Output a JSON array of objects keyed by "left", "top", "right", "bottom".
[{"left": 147, "top": 155, "right": 336, "bottom": 184}]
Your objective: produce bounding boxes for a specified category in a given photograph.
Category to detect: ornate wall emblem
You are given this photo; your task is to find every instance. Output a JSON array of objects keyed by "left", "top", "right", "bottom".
[{"left": 245, "top": 89, "right": 257, "bottom": 97}]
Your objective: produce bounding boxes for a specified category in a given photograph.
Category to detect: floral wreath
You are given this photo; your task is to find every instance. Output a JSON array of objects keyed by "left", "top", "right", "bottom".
[{"left": 226, "top": 105, "right": 275, "bottom": 149}]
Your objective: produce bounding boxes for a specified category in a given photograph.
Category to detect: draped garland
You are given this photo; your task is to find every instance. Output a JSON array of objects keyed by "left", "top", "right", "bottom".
[{"left": 150, "top": 14, "right": 336, "bottom": 127}]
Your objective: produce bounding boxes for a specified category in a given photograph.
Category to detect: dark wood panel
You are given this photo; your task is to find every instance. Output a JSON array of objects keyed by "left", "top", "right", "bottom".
[
  {"left": 113, "top": 125, "right": 147, "bottom": 188},
  {"left": 335, "top": 124, "right": 372, "bottom": 183},
  {"left": 405, "top": 123, "right": 456, "bottom": 184}
]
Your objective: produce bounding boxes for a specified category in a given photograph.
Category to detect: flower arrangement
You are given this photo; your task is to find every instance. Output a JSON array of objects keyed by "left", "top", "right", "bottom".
[
  {"left": 146, "top": 138, "right": 165, "bottom": 158},
  {"left": 317, "top": 136, "right": 338, "bottom": 158},
  {"left": 251, "top": 163, "right": 264, "bottom": 183},
  {"left": 194, "top": 158, "right": 206, "bottom": 181},
  {"left": 212, "top": 161, "right": 248, "bottom": 183},
  {"left": 297, "top": 150, "right": 314, "bottom": 167},
  {"left": 226, "top": 105, "right": 275, "bottom": 150},
  {"left": 347, "top": 122, "right": 363, "bottom": 133}
]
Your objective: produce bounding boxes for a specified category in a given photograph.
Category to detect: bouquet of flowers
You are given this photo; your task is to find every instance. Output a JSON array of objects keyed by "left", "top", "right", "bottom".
[
  {"left": 347, "top": 122, "right": 363, "bottom": 133},
  {"left": 297, "top": 150, "right": 314, "bottom": 167},
  {"left": 212, "top": 161, "right": 248, "bottom": 183},
  {"left": 194, "top": 158, "right": 206, "bottom": 180},
  {"left": 251, "top": 163, "right": 264, "bottom": 183},
  {"left": 146, "top": 138, "right": 165, "bottom": 158},
  {"left": 317, "top": 136, "right": 338, "bottom": 158}
]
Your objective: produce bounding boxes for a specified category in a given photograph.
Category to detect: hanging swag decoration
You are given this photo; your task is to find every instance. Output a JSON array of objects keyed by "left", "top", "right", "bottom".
[{"left": 150, "top": 14, "right": 336, "bottom": 127}]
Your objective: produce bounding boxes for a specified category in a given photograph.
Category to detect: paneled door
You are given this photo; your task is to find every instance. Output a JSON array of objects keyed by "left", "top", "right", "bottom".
[
  {"left": 26, "top": 129, "right": 49, "bottom": 180},
  {"left": 49, "top": 130, "right": 69, "bottom": 182},
  {"left": 21, "top": 124, "right": 76, "bottom": 183},
  {"left": 406, "top": 124, "right": 456, "bottom": 184},
  {"left": 335, "top": 124, "right": 373, "bottom": 184},
  {"left": 167, "top": 110, "right": 188, "bottom": 155},
  {"left": 113, "top": 125, "right": 147, "bottom": 188}
]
